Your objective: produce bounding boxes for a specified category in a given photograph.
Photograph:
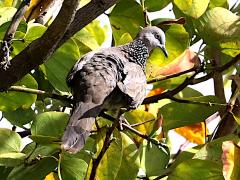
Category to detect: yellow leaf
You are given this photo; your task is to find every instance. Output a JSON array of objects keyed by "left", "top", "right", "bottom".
[
  {"left": 44, "top": 172, "right": 55, "bottom": 180},
  {"left": 175, "top": 122, "right": 208, "bottom": 144},
  {"left": 222, "top": 141, "right": 240, "bottom": 180}
]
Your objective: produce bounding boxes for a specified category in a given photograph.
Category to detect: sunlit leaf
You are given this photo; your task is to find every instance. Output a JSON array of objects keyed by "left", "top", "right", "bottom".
[
  {"left": 44, "top": 172, "right": 55, "bottom": 180},
  {"left": 193, "top": 135, "right": 239, "bottom": 163},
  {"left": 209, "top": 0, "right": 229, "bottom": 9},
  {"left": 74, "top": 20, "right": 107, "bottom": 50},
  {"left": 60, "top": 155, "right": 88, "bottom": 179},
  {"left": 0, "top": 152, "right": 26, "bottom": 167},
  {"left": 195, "top": 7, "right": 240, "bottom": 57},
  {"left": 233, "top": 113, "right": 240, "bottom": 125},
  {"left": 175, "top": 122, "right": 209, "bottom": 144},
  {"left": 173, "top": 0, "right": 209, "bottom": 18},
  {"left": 145, "top": 0, "right": 170, "bottom": 12},
  {"left": 140, "top": 140, "right": 170, "bottom": 177},
  {"left": 116, "top": 32, "right": 133, "bottom": 46},
  {"left": 43, "top": 39, "right": 80, "bottom": 92},
  {"left": 115, "top": 132, "right": 140, "bottom": 180},
  {"left": 160, "top": 96, "right": 221, "bottom": 130},
  {"left": 0, "top": 7, "right": 16, "bottom": 26},
  {"left": 0, "top": 128, "right": 22, "bottom": 153},
  {"left": 222, "top": 141, "right": 240, "bottom": 180},
  {"left": 109, "top": 0, "right": 144, "bottom": 44},
  {"left": 31, "top": 111, "right": 69, "bottom": 139},
  {"left": 168, "top": 159, "right": 223, "bottom": 180},
  {"left": 3, "top": 107, "right": 35, "bottom": 127},
  {"left": 86, "top": 128, "right": 123, "bottom": 179},
  {"left": 0, "top": 74, "right": 38, "bottom": 111},
  {"left": 124, "top": 110, "right": 155, "bottom": 144},
  {"left": 7, "top": 157, "right": 57, "bottom": 180}
]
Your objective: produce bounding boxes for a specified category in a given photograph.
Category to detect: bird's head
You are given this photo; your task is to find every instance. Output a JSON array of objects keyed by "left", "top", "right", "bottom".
[{"left": 137, "top": 26, "right": 168, "bottom": 57}]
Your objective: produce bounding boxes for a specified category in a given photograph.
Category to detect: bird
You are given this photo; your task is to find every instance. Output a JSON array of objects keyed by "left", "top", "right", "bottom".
[{"left": 61, "top": 26, "right": 168, "bottom": 154}]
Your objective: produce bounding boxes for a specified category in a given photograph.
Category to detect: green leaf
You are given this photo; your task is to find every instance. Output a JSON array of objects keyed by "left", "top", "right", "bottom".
[
  {"left": 193, "top": 135, "right": 240, "bottom": 163},
  {"left": 124, "top": 110, "right": 155, "bottom": 144},
  {"left": 115, "top": 132, "right": 140, "bottom": 180},
  {"left": 86, "top": 128, "right": 123, "bottom": 179},
  {"left": 61, "top": 155, "right": 88, "bottom": 179},
  {"left": 0, "top": 74, "right": 38, "bottom": 111},
  {"left": 24, "top": 23, "right": 47, "bottom": 44},
  {"left": 0, "top": 7, "right": 16, "bottom": 26},
  {"left": 140, "top": 140, "right": 170, "bottom": 177},
  {"left": 195, "top": 7, "right": 240, "bottom": 57},
  {"left": 233, "top": 113, "right": 240, "bottom": 125},
  {"left": 0, "top": 128, "right": 22, "bottom": 153},
  {"left": 209, "top": 0, "right": 229, "bottom": 9},
  {"left": 0, "top": 21, "right": 27, "bottom": 40},
  {"left": 168, "top": 159, "right": 224, "bottom": 180},
  {"left": 22, "top": 143, "right": 59, "bottom": 164},
  {"left": 96, "top": 130, "right": 123, "bottom": 179},
  {"left": 74, "top": 20, "right": 107, "bottom": 50},
  {"left": 116, "top": 32, "right": 133, "bottom": 46},
  {"left": 160, "top": 96, "right": 221, "bottom": 130},
  {"left": 109, "top": 0, "right": 144, "bottom": 44},
  {"left": 43, "top": 39, "right": 80, "bottom": 92},
  {"left": 3, "top": 107, "right": 35, "bottom": 127},
  {"left": 145, "top": 0, "right": 170, "bottom": 12},
  {"left": 31, "top": 111, "right": 69, "bottom": 138},
  {"left": 29, "top": 135, "right": 59, "bottom": 145},
  {"left": 7, "top": 157, "right": 57, "bottom": 180},
  {"left": 173, "top": 0, "right": 210, "bottom": 18},
  {"left": 0, "top": 166, "right": 12, "bottom": 180},
  {"left": 0, "top": 152, "right": 26, "bottom": 167}
]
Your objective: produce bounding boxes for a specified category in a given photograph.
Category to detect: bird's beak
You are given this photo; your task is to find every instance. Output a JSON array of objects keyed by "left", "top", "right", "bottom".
[{"left": 158, "top": 44, "right": 168, "bottom": 58}]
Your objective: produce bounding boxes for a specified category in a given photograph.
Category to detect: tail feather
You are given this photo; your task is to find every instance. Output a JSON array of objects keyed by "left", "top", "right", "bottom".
[{"left": 61, "top": 102, "right": 101, "bottom": 154}]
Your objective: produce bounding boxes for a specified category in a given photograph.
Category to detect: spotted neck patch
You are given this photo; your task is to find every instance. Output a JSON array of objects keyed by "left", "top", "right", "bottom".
[{"left": 121, "top": 39, "right": 149, "bottom": 70}]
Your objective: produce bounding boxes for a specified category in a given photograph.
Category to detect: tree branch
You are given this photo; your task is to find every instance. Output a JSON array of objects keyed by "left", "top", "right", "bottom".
[
  {"left": 0, "top": 0, "right": 30, "bottom": 68},
  {"left": 0, "top": 0, "right": 79, "bottom": 91},
  {"left": 90, "top": 120, "right": 119, "bottom": 180},
  {"left": 192, "top": 53, "right": 240, "bottom": 85}
]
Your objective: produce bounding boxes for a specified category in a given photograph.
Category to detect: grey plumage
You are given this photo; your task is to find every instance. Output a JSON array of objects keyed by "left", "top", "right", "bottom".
[{"left": 61, "top": 26, "right": 168, "bottom": 154}]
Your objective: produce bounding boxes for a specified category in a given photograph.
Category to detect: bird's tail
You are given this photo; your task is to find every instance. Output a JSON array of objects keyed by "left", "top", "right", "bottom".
[{"left": 61, "top": 102, "right": 101, "bottom": 154}]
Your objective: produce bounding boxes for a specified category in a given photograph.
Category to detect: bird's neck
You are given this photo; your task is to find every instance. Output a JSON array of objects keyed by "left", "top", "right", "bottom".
[{"left": 121, "top": 39, "right": 149, "bottom": 70}]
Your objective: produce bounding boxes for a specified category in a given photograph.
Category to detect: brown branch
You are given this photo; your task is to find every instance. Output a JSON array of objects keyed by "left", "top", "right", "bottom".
[
  {"left": 0, "top": 0, "right": 79, "bottom": 91},
  {"left": 143, "top": 72, "right": 199, "bottom": 104},
  {"left": 0, "top": 0, "right": 118, "bottom": 91},
  {"left": 90, "top": 121, "right": 119, "bottom": 180},
  {"left": 143, "top": 53, "right": 240, "bottom": 104},
  {"left": 192, "top": 53, "right": 240, "bottom": 85},
  {"left": 59, "top": 0, "right": 118, "bottom": 46},
  {"left": 213, "top": 80, "right": 240, "bottom": 139},
  {"left": 0, "top": 0, "right": 30, "bottom": 68}
]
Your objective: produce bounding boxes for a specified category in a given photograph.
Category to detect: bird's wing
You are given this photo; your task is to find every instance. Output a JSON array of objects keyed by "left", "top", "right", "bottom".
[
  {"left": 117, "top": 62, "right": 147, "bottom": 108},
  {"left": 62, "top": 53, "right": 118, "bottom": 153}
]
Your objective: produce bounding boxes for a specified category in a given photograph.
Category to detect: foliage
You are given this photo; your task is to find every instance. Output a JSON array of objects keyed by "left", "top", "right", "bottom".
[{"left": 0, "top": 0, "right": 240, "bottom": 179}]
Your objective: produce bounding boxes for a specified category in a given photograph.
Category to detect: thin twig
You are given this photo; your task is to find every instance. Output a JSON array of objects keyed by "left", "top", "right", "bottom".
[
  {"left": 8, "top": 85, "right": 73, "bottom": 105},
  {"left": 192, "top": 53, "right": 240, "bottom": 85},
  {"left": 89, "top": 120, "right": 119, "bottom": 180},
  {"left": 147, "top": 67, "right": 196, "bottom": 84},
  {"left": 130, "top": 118, "right": 155, "bottom": 127},
  {"left": 168, "top": 96, "right": 233, "bottom": 107}
]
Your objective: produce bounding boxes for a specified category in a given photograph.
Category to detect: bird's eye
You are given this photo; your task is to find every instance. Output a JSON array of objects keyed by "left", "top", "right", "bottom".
[{"left": 155, "top": 34, "right": 160, "bottom": 39}]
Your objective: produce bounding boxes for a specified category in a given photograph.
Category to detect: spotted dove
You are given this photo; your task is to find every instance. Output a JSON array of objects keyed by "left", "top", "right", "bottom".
[{"left": 61, "top": 26, "right": 168, "bottom": 154}]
